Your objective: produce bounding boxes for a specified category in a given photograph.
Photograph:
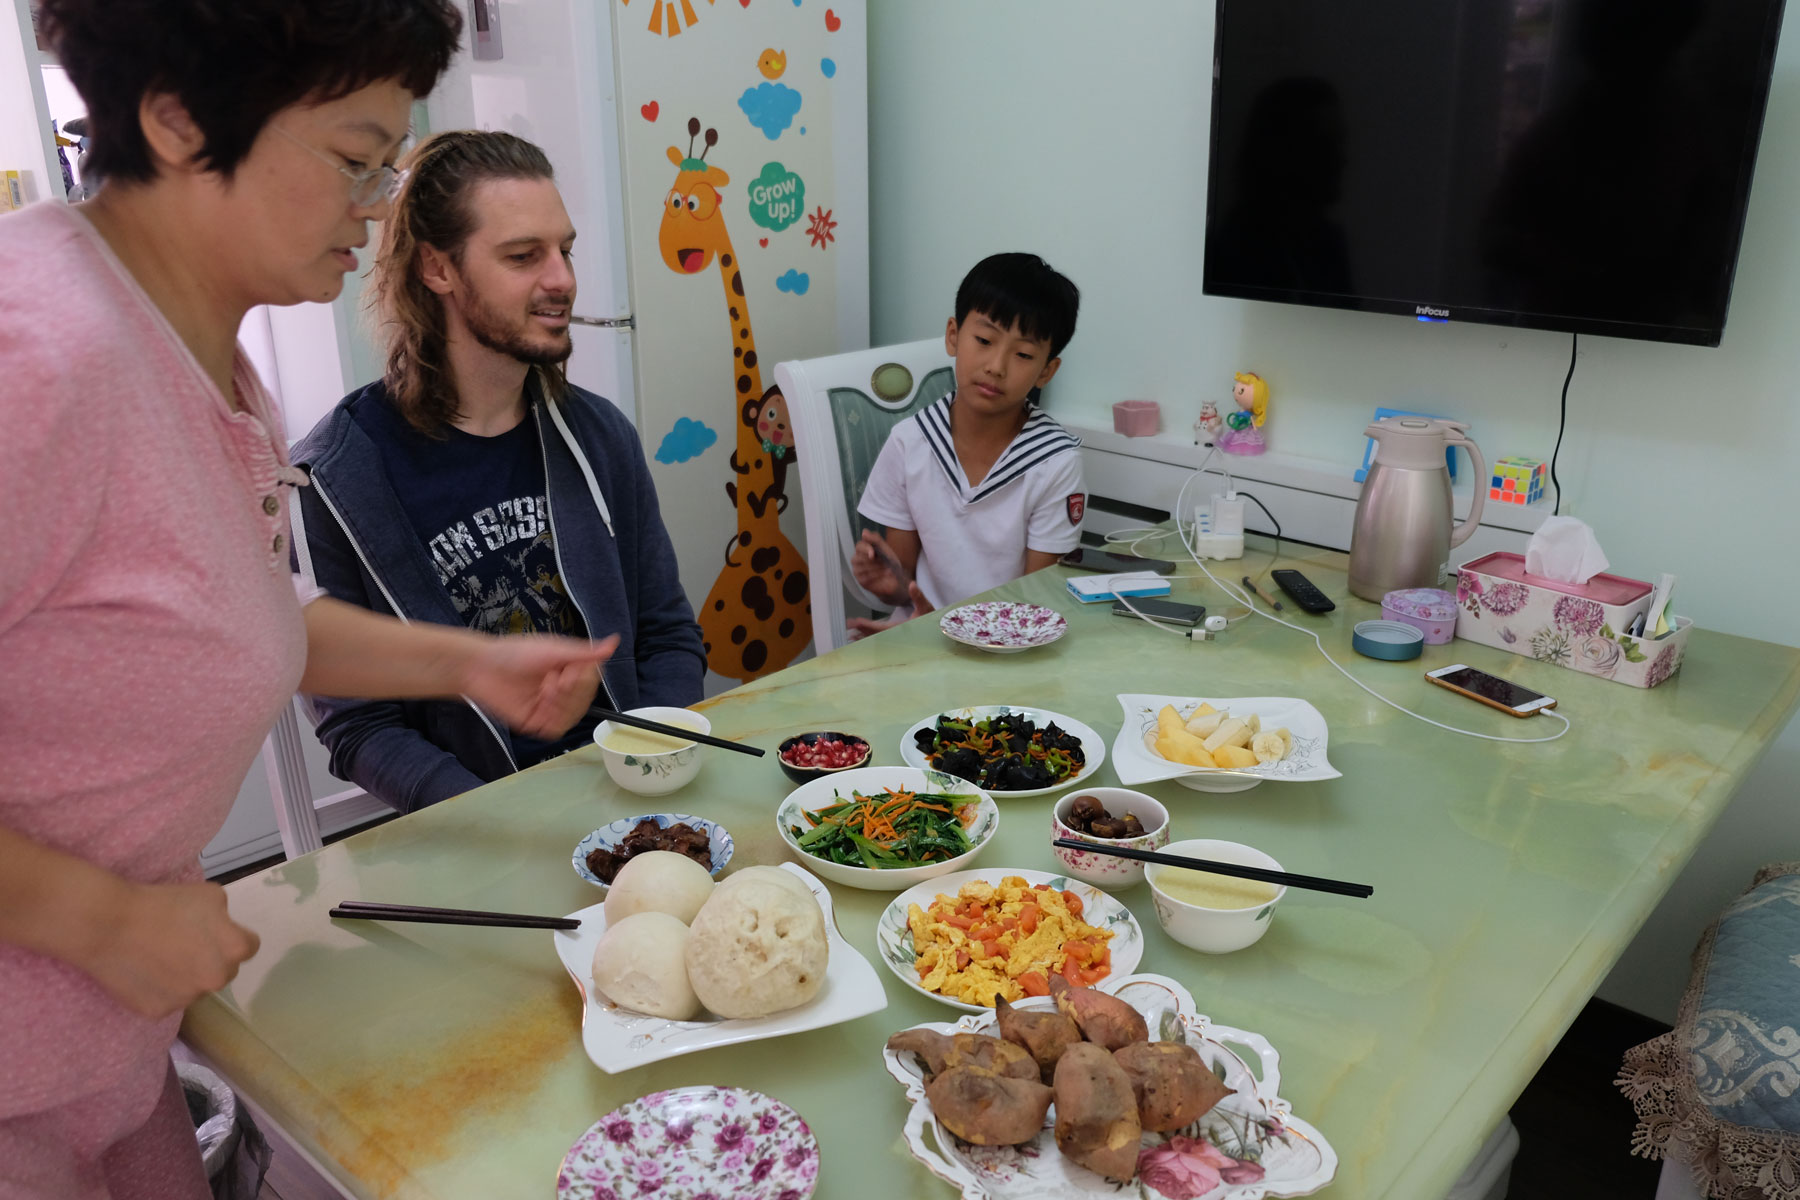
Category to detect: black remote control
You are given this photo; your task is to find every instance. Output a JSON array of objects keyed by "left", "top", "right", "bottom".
[{"left": 1270, "top": 569, "right": 1336, "bottom": 613}]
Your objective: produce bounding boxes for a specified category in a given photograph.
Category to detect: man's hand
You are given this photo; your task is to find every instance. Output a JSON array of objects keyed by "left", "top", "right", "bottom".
[
  {"left": 79, "top": 880, "right": 260, "bottom": 1019},
  {"left": 850, "top": 531, "right": 911, "bottom": 606},
  {"left": 462, "top": 634, "right": 618, "bottom": 738}
]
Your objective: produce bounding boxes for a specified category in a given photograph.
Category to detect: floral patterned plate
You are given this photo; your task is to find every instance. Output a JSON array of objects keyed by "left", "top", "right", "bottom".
[
  {"left": 881, "top": 973, "right": 1337, "bottom": 1199},
  {"left": 1110, "top": 695, "right": 1340, "bottom": 793},
  {"left": 556, "top": 1085, "right": 820, "bottom": 1200},
  {"left": 551, "top": 862, "right": 887, "bottom": 1073},
  {"left": 874, "top": 868, "right": 1145, "bottom": 1013},
  {"left": 939, "top": 601, "right": 1069, "bottom": 653},
  {"left": 571, "top": 812, "right": 734, "bottom": 889}
]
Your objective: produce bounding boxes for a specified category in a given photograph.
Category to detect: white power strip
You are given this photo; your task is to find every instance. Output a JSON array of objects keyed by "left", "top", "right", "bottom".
[{"left": 1190, "top": 493, "right": 1245, "bottom": 560}]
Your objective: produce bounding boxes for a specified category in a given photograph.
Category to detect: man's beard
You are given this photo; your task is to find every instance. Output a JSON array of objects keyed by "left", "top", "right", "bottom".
[{"left": 462, "top": 290, "right": 573, "bottom": 366}]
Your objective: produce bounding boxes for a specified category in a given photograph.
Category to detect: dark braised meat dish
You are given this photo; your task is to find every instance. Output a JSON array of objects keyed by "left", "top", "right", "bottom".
[{"left": 585, "top": 818, "right": 713, "bottom": 883}]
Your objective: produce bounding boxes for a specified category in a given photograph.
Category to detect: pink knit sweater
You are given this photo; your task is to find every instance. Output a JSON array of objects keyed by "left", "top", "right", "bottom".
[{"left": 0, "top": 202, "right": 308, "bottom": 1119}]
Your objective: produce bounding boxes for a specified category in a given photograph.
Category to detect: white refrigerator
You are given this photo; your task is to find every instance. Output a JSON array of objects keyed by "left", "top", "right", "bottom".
[{"left": 430, "top": 0, "right": 870, "bottom": 686}]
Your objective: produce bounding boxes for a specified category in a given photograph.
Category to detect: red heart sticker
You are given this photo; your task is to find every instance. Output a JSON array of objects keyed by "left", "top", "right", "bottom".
[
  {"left": 825, "top": 8, "right": 841, "bottom": 31},
  {"left": 640, "top": 101, "right": 659, "bottom": 122},
  {"left": 759, "top": 237, "right": 769, "bottom": 248},
  {"left": 739, "top": 0, "right": 750, "bottom": 6}
]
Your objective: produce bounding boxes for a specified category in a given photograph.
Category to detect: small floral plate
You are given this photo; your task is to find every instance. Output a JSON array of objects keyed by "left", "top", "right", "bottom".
[
  {"left": 881, "top": 973, "right": 1337, "bottom": 1199},
  {"left": 556, "top": 1085, "right": 820, "bottom": 1200},
  {"left": 874, "top": 867, "right": 1144, "bottom": 1013},
  {"left": 939, "top": 601, "right": 1069, "bottom": 653},
  {"left": 571, "top": 813, "right": 734, "bottom": 889}
]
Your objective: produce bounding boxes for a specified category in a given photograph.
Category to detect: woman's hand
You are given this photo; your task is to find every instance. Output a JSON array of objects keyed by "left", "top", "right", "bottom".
[
  {"left": 461, "top": 633, "right": 619, "bottom": 738},
  {"left": 79, "top": 879, "right": 261, "bottom": 1019}
]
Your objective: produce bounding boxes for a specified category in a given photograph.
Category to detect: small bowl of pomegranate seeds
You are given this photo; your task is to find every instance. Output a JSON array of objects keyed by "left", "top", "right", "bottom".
[{"left": 776, "top": 730, "right": 872, "bottom": 783}]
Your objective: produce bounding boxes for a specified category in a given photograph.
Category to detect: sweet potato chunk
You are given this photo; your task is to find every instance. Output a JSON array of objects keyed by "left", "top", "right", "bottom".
[
  {"left": 1052, "top": 1042, "right": 1143, "bottom": 1179},
  {"left": 925, "top": 1064, "right": 1054, "bottom": 1146},
  {"left": 995, "top": 997, "right": 1084, "bottom": 1084},
  {"left": 1049, "top": 976, "right": 1149, "bottom": 1051},
  {"left": 885, "top": 1029, "right": 1038, "bottom": 1081},
  {"left": 1113, "top": 1040, "right": 1231, "bottom": 1132}
]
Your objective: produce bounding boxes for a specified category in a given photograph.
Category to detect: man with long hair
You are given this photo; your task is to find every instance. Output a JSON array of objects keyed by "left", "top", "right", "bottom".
[{"left": 292, "top": 131, "right": 703, "bottom": 814}]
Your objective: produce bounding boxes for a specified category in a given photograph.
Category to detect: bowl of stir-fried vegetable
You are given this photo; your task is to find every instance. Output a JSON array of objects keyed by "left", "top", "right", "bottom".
[{"left": 777, "top": 767, "right": 1000, "bottom": 891}]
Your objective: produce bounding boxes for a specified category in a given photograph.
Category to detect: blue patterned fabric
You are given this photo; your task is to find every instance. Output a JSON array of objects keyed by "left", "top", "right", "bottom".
[{"left": 1689, "top": 871, "right": 1800, "bottom": 1133}]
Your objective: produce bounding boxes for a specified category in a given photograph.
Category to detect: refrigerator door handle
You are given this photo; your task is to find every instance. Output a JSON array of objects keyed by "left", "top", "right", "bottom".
[{"left": 570, "top": 314, "right": 636, "bottom": 330}]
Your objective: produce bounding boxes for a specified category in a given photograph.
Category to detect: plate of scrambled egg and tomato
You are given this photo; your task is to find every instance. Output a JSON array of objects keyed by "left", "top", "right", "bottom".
[{"left": 874, "top": 869, "right": 1145, "bottom": 1012}]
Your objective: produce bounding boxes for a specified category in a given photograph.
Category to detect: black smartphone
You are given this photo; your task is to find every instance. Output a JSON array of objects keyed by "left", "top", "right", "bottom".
[
  {"left": 1425, "top": 664, "right": 1558, "bottom": 717},
  {"left": 1060, "top": 547, "right": 1176, "bottom": 575},
  {"left": 1111, "top": 597, "right": 1206, "bottom": 626}
]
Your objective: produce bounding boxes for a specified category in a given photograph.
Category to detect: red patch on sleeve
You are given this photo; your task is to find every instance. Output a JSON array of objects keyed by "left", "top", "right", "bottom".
[{"left": 1066, "top": 494, "right": 1086, "bottom": 525}]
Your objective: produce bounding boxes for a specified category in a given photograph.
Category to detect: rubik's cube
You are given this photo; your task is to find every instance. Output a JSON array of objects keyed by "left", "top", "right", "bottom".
[{"left": 1490, "top": 456, "right": 1546, "bottom": 506}]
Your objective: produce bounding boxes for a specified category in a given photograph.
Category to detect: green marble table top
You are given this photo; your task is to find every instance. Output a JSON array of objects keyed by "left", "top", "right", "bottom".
[{"left": 184, "top": 540, "right": 1800, "bottom": 1199}]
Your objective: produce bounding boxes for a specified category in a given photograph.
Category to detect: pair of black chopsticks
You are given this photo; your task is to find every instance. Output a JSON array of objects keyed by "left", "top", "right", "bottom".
[
  {"left": 593, "top": 706, "right": 764, "bottom": 758},
  {"left": 1052, "top": 838, "right": 1373, "bottom": 899},
  {"left": 330, "top": 900, "right": 579, "bottom": 930}
]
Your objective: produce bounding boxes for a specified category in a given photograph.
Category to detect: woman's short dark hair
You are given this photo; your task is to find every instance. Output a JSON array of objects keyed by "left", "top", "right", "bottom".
[
  {"left": 37, "top": 0, "right": 464, "bottom": 185},
  {"left": 954, "top": 252, "right": 1082, "bottom": 359}
]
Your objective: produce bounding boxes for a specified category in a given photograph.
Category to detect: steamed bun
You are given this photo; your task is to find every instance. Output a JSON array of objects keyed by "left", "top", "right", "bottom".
[
  {"left": 603, "top": 850, "right": 715, "bottom": 926},
  {"left": 716, "top": 864, "right": 814, "bottom": 903},
  {"left": 591, "top": 911, "right": 701, "bottom": 1020},
  {"left": 685, "top": 874, "right": 829, "bottom": 1019}
]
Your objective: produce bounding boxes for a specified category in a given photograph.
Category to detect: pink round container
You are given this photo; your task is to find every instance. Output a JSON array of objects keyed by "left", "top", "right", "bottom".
[{"left": 1382, "top": 587, "right": 1458, "bottom": 644}]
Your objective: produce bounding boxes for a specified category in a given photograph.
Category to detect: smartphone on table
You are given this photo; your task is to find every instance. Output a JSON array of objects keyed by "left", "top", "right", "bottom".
[
  {"left": 1060, "top": 547, "right": 1176, "bottom": 575},
  {"left": 1425, "top": 664, "right": 1557, "bottom": 717},
  {"left": 1111, "top": 598, "right": 1206, "bottom": 626}
]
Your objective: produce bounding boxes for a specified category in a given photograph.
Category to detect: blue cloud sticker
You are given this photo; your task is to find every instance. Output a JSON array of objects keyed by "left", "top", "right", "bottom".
[
  {"left": 776, "top": 269, "right": 811, "bottom": 295},
  {"left": 821, "top": 57, "right": 836, "bottom": 78},
  {"left": 655, "top": 417, "right": 719, "bottom": 464},
  {"left": 738, "top": 82, "right": 802, "bottom": 141}
]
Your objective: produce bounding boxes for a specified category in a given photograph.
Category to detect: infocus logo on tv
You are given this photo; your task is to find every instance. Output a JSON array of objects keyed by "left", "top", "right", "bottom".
[{"left": 1415, "top": 304, "right": 1450, "bottom": 318}]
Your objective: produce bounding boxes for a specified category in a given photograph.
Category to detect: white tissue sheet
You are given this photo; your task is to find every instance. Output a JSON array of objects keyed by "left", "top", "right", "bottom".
[{"left": 1525, "top": 515, "right": 1610, "bottom": 584}]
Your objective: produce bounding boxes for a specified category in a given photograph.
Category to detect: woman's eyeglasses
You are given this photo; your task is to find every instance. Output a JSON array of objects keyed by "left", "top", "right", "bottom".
[{"left": 272, "top": 125, "right": 409, "bottom": 207}]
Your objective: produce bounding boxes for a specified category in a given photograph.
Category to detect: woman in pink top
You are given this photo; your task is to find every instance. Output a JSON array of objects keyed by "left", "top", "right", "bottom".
[{"left": 0, "top": 4, "right": 622, "bottom": 1197}]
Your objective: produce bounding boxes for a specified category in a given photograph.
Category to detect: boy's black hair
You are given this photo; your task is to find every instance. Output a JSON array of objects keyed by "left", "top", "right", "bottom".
[
  {"left": 954, "top": 252, "right": 1081, "bottom": 359},
  {"left": 38, "top": 0, "right": 464, "bottom": 186}
]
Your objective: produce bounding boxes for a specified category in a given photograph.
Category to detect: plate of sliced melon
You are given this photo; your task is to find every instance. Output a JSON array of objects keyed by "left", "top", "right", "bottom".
[{"left": 1110, "top": 695, "right": 1341, "bottom": 791}]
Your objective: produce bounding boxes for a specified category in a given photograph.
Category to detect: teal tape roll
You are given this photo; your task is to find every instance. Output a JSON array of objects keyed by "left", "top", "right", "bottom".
[{"left": 1352, "top": 619, "right": 1425, "bottom": 661}]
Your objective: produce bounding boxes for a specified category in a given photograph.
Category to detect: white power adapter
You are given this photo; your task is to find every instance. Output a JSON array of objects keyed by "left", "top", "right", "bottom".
[{"left": 1190, "top": 492, "right": 1245, "bottom": 560}]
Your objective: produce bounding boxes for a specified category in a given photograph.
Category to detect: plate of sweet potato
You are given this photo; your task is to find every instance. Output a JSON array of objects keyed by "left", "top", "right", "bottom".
[{"left": 881, "top": 974, "right": 1336, "bottom": 1199}]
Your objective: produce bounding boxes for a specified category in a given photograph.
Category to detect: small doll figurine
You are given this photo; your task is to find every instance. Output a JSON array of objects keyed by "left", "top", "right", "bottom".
[
  {"left": 1218, "top": 371, "right": 1268, "bottom": 456},
  {"left": 1198, "top": 399, "right": 1222, "bottom": 441}
]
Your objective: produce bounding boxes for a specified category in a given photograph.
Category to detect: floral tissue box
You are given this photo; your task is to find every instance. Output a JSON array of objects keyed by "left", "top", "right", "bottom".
[{"left": 1454, "top": 552, "right": 1690, "bottom": 689}]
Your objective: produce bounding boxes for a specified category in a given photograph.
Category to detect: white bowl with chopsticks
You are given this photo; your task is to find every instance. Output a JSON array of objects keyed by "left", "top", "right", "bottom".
[
  {"left": 1146, "top": 838, "right": 1288, "bottom": 953},
  {"left": 592, "top": 706, "right": 711, "bottom": 796},
  {"left": 775, "top": 766, "right": 999, "bottom": 891}
]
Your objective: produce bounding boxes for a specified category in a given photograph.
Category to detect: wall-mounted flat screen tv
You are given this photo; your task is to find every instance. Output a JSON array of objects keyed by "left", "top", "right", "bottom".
[{"left": 1203, "top": 0, "right": 1787, "bottom": 346}]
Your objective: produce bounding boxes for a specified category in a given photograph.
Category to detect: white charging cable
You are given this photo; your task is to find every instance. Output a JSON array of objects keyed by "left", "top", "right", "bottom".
[
  {"left": 1173, "top": 521, "right": 1572, "bottom": 744},
  {"left": 1099, "top": 459, "right": 1571, "bottom": 745}
]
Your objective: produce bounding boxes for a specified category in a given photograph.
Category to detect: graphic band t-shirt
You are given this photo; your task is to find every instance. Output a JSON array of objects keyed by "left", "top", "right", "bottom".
[{"left": 355, "top": 396, "right": 597, "bottom": 765}]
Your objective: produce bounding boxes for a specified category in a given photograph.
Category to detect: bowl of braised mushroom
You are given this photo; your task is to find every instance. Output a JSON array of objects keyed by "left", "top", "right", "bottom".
[{"left": 1049, "top": 788, "right": 1170, "bottom": 888}]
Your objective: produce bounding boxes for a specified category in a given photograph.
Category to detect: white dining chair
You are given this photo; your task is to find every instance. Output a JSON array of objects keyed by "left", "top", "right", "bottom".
[{"left": 776, "top": 338, "right": 953, "bottom": 654}]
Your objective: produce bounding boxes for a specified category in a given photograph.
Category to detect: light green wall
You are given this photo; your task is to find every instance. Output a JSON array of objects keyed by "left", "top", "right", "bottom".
[{"left": 869, "top": 0, "right": 1800, "bottom": 1023}]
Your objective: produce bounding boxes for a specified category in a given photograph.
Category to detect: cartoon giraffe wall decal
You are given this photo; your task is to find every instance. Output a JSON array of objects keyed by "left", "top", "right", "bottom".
[{"left": 659, "top": 118, "right": 812, "bottom": 681}]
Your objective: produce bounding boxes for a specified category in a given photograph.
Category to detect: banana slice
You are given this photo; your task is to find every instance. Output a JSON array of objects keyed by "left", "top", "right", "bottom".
[
  {"left": 1184, "top": 711, "right": 1224, "bottom": 738},
  {"left": 1203, "top": 717, "right": 1247, "bottom": 753},
  {"left": 1277, "top": 727, "right": 1293, "bottom": 755},
  {"left": 1244, "top": 713, "right": 1262, "bottom": 735},
  {"left": 1251, "top": 731, "right": 1288, "bottom": 764}
]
